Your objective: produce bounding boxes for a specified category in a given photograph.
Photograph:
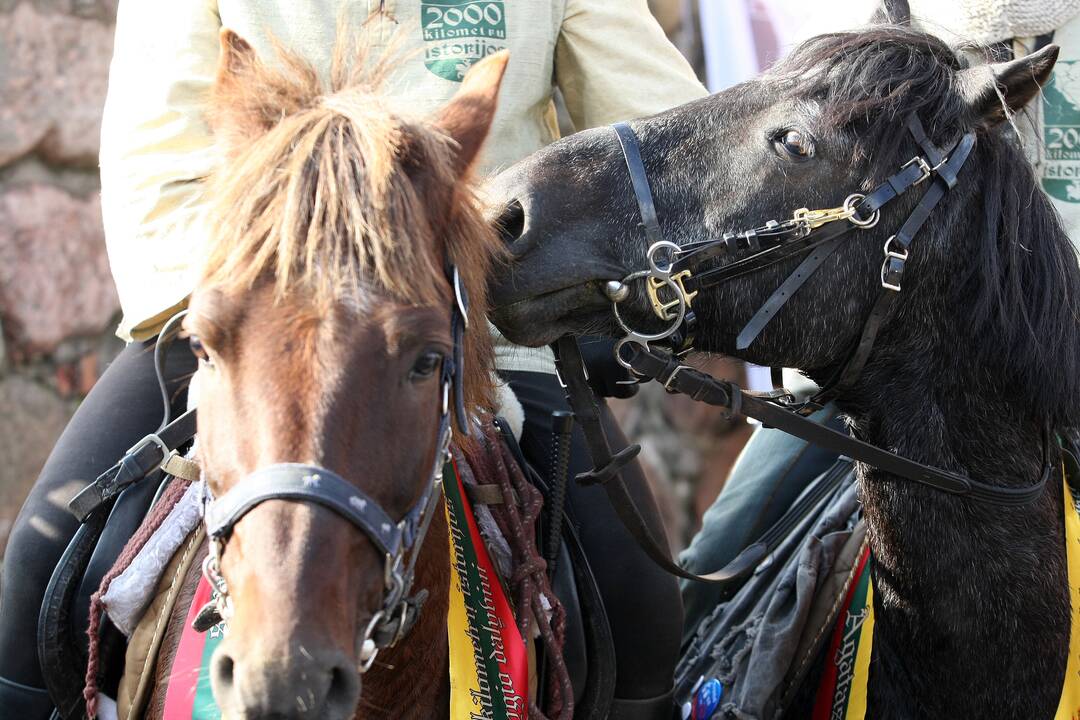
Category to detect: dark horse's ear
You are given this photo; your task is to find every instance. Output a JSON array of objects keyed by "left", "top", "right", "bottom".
[
  {"left": 959, "top": 44, "right": 1059, "bottom": 127},
  {"left": 434, "top": 50, "right": 509, "bottom": 177},
  {"left": 869, "top": 0, "right": 910, "bottom": 25}
]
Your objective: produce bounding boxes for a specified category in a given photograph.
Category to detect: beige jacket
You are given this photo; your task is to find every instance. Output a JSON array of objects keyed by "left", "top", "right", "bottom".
[{"left": 100, "top": 0, "right": 707, "bottom": 372}]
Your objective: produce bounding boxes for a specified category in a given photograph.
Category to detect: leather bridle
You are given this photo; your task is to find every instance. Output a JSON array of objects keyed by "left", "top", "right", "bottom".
[
  {"left": 199, "top": 265, "right": 472, "bottom": 672},
  {"left": 555, "top": 114, "right": 1053, "bottom": 589}
]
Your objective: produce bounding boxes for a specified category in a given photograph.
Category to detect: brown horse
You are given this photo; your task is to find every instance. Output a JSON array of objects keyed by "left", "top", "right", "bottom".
[{"left": 160, "top": 30, "right": 507, "bottom": 719}]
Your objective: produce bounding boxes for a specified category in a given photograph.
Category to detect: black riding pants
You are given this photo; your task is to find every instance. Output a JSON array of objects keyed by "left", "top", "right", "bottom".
[
  {"left": 504, "top": 371, "right": 683, "bottom": 701},
  {"left": 0, "top": 339, "right": 196, "bottom": 688}
]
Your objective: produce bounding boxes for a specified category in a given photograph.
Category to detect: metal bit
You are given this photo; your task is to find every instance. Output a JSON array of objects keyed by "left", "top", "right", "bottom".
[{"left": 604, "top": 280, "right": 630, "bottom": 302}]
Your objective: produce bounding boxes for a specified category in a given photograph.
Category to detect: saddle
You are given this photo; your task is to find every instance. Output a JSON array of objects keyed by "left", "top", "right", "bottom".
[{"left": 37, "top": 414, "right": 617, "bottom": 720}]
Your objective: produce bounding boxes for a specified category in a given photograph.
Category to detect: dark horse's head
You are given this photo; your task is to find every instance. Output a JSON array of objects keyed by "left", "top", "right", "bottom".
[
  {"left": 184, "top": 31, "right": 507, "bottom": 719},
  {"left": 490, "top": 20, "right": 1080, "bottom": 427}
]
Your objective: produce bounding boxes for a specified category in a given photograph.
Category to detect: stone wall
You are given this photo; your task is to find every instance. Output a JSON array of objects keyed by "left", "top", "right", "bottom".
[
  {"left": 0, "top": 0, "right": 744, "bottom": 557},
  {"left": 0, "top": 1, "right": 123, "bottom": 552}
]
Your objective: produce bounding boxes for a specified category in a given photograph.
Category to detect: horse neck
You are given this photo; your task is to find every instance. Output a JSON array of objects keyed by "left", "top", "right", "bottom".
[
  {"left": 839, "top": 341, "right": 1070, "bottom": 717},
  {"left": 359, "top": 508, "right": 451, "bottom": 719}
]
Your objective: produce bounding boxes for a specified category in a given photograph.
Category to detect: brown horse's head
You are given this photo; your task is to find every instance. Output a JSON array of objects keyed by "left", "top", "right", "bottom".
[{"left": 184, "top": 30, "right": 507, "bottom": 719}]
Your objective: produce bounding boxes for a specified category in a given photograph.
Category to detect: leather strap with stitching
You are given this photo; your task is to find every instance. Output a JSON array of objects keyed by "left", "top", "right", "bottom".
[
  {"left": 69, "top": 409, "right": 198, "bottom": 522},
  {"left": 553, "top": 337, "right": 847, "bottom": 587},
  {"left": 625, "top": 345, "right": 1052, "bottom": 507}
]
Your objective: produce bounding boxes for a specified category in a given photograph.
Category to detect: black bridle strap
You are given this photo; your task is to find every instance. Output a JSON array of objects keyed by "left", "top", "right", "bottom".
[
  {"left": 554, "top": 336, "right": 815, "bottom": 587},
  {"left": 68, "top": 408, "right": 198, "bottom": 522},
  {"left": 204, "top": 462, "right": 409, "bottom": 556},
  {"left": 612, "top": 122, "right": 665, "bottom": 249},
  {"left": 625, "top": 345, "right": 1052, "bottom": 507},
  {"left": 735, "top": 235, "right": 846, "bottom": 350},
  {"left": 816, "top": 131, "right": 977, "bottom": 400}
]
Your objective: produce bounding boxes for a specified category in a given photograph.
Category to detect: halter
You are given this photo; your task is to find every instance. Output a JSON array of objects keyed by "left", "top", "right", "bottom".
[
  {"left": 553, "top": 114, "right": 1052, "bottom": 590},
  {"left": 200, "top": 264, "right": 472, "bottom": 672}
]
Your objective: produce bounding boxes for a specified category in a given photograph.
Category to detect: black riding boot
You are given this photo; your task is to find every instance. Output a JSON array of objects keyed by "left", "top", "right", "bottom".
[
  {"left": 609, "top": 690, "right": 678, "bottom": 719},
  {"left": 0, "top": 676, "right": 55, "bottom": 720}
]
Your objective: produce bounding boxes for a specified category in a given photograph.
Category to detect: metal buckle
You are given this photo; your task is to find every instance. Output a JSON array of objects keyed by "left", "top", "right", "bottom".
[
  {"left": 902, "top": 155, "right": 932, "bottom": 185},
  {"left": 127, "top": 432, "right": 170, "bottom": 467},
  {"left": 661, "top": 364, "right": 689, "bottom": 392},
  {"left": 880, "top": 235, "right": 909, "bottom": 292},
  {"left": 647, "top": 269, "right": 697, "bottom": 321}
]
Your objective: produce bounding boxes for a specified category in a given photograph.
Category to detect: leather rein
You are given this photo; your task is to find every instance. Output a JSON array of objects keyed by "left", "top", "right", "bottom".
[{"left": 555, "top": 115, "right": 1053, "bottom": 588}]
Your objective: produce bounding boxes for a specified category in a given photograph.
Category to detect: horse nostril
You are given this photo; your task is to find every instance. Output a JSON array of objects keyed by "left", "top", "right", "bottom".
[
  {"left": 495, "top": 198, "right": 525, "bottom": 246},
  {"left": 325, "top": 658, "right": 361, "bottom": 718},
  {"left": 211, "top": 651, "right": 235, "bottom": 694}
]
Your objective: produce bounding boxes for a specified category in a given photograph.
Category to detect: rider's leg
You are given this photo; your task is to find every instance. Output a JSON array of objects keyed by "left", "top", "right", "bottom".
[
  {"left": 678, "top": 403, "right": 842, "bottom": 642},
  {"left": 504, "top": 371, "right": 683, "bottom": 718},
  {"left": 0, "top": 337, "right": 196, "bottom": 715}
]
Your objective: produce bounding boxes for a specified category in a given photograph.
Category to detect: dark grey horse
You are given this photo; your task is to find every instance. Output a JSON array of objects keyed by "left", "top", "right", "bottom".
[{"left": 487, "top": 8, "right": 1080, "bottom": 719}]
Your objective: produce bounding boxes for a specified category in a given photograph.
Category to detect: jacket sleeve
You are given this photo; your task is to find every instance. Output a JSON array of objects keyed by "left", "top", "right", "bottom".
[
  {"left": 99, "top": 0, "right": 222, "bottom": 340},
  {"left": 554, "top": 0, "right": 708, "bottom": 130}
]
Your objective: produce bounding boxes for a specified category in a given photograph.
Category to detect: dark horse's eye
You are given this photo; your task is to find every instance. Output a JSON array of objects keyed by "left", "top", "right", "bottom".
[
  {"left": 774, "top": 129, "right": 814, "bottom": 159},
  {"left": 410, "top": 351, "right": 444, "bottom": 380},
  {"left": 189, "top": 336, "right": 212, "bottom": 366}
]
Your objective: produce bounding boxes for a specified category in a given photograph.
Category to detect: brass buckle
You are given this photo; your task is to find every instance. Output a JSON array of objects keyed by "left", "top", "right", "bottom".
[
  {"left": 647, "top": 269, "right": 697, "bottom": 321},
  {"left": 792, "top": 205, "right": 852, "bottom": 229}
]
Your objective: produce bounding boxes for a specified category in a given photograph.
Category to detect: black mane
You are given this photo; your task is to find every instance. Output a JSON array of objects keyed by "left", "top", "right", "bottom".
[{"left": 781, "top": 28, "right": 1080, "bottom": 427}]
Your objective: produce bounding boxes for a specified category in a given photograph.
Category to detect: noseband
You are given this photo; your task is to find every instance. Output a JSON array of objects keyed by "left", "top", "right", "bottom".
[{"left": 200, "top": 265, "right": 472, "bottom": 672}]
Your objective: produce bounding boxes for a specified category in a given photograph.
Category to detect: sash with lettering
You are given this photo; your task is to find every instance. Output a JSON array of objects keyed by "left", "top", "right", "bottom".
[
  {"left": 162, "top": 575, "right": 224, "bottom": 720},
  {"left": 814, "top": 473, "right": 1080, "bottom": 720},
  {"left": 444, "top": 457, "right": 529, "bottom": 720}
]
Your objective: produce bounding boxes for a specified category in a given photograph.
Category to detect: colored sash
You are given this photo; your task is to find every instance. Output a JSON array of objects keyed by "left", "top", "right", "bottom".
[
  {"left": 815, "top": 474, "right": 1080, "bottom": 720},
  {"left": 162, "top": 575, "right": 224, "bottom": 720},
  {"left": 444, "top": 457, "right": 530, "bottom": 719}
]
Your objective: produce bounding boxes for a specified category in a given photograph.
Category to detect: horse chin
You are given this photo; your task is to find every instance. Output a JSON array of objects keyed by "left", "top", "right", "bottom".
[{"left": 491, "top": 283, "right": 612, "bottom": 346}]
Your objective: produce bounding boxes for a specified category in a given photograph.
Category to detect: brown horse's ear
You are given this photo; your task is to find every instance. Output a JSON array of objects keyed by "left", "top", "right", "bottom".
[
  {"left": 434, "top": 50, "right": 509, "bottom": 176},
  {"left": 959, "top": 44, "right": 1059, "bottom": 127},
  {"left": 869, "top": 0, "right": 910, "bottom": 25},
  {"left": 210, "top": 29, "right": 318, "bottom": 149}
]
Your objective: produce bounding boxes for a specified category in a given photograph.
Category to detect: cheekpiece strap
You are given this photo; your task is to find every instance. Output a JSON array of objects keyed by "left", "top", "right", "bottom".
[{"left": 612, "top": 122, "right": 666, "bottom": 251}]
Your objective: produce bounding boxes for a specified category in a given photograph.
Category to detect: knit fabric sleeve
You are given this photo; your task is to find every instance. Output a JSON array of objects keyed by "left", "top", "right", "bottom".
[
  {"left": 99, "top": 0, "right": 222, "bottom": 340},
  {"left": 553, "top": 0, "right": 707, "bottom": 132}
]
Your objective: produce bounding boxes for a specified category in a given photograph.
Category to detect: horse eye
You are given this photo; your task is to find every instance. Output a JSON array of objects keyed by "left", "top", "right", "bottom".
[
  {"left": 410, "top": 351, "right": 443, "bottom": 381},
  {"left": 775, "top": 129, "right": 814, "bottom": 159},
  {"left": 189, "top": 336, "right": 213, "bottom": 366}
]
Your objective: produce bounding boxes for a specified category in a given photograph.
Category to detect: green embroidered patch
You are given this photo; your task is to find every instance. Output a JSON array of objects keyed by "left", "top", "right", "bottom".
[
  {"left": 421, "top": 0, "right": 507, "bottom": 82},
  {"left": 1042, "top": 60, "right": 1080, "bottom": 202}
]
